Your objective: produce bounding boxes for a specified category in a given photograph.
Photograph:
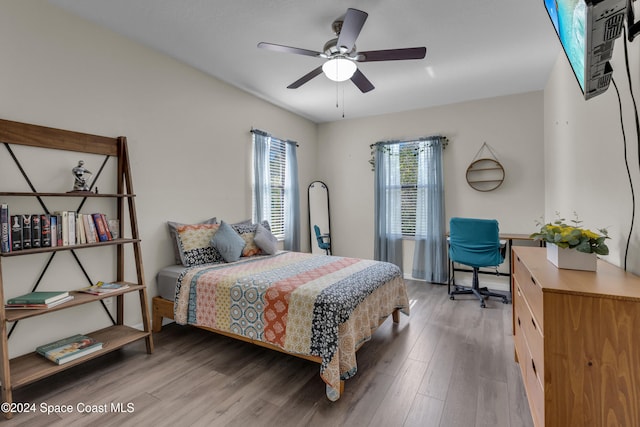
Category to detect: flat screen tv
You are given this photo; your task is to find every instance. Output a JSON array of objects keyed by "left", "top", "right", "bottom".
[{"left": 544, "top": 0, "right": 626, "bottom": 99}]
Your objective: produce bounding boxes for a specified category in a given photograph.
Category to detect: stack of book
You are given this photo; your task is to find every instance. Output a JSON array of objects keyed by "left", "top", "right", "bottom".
[
  {"left": 78, "top": 281, "right": 129, "bottom": 295},
  {"left": 5, "top": 291, "right": 74, "bottom": 309},
  {"left": 0, "top": 205, "right": 119, "bottom": 252},
  {"left": 36, "top": 334, "right": 103, "bottom": 365}
]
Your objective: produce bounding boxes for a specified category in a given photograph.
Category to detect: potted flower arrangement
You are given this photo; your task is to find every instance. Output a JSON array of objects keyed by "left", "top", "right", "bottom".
[{"left": 530, "top": 212, "right": 609, "bottom": 271}]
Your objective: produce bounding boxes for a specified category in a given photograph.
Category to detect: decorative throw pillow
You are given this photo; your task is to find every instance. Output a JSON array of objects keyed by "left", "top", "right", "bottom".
[
  {"left": 253, "top": 223, "right": 278, "bottom": 255},
  {"left": 175, "top": 223, "right": 224, "bottom": 266},
  {"left": 231, "top": 221, "right": 271, "bottom": 257},
  {"left": 210, "top": 221, "right": 246, "bottom": 263},
  {"left": 167, "top": 217, "right": 217, "bottom": 264}
]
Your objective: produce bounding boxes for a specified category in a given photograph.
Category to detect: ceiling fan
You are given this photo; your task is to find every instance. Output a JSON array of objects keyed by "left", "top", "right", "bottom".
[{"left": 257, "top": 8, "right": 427, "bottom": 93}]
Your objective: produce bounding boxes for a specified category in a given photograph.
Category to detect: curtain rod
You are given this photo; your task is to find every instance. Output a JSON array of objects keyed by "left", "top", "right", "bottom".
[
  {"left": 370, "top": 135, "right": 448, "bottom": 149},
  {"left": 250, "top": 128, "right": 299, "bottom": 147}
]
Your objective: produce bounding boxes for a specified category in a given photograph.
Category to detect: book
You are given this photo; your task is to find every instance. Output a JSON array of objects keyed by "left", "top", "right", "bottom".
[
  {"left": 31, "top": 214, "right": 41, "bottom": 248},
  {"left": 40, "top": 214, "right": 51, "bottom": 247},
  {"left": 76, "top": 214, "right": 86, "bottom": 244},
  {"left": 82, "top": 214, "right": 95, "bottom": 243},
  {"left": 36, "top": 334, "right": 102, "bottom": 365},
  {"left": 101, "top": 214, "right": 113, "bottom": 240},
  {"left": 56, "top": 213, "right": 63, "bottom": 246},
  {"left": 107, "top": 219, "right": 120, "bottom": 239},
  {"left": 0, "top": 204, "right": 9, "bottom": 253},
  {"left": 50, "top": 214, "right": 57, "bottom": 247},
  {"left": 10, "top": 215, "right": 22, "bottom": 251},
  {"left": 60, "top": 211, "right": 69, "bottom": 246},
  {"left": 7, "top": 291, "right": 70, "bottom": 305},
  {"left": 21, "top": 214, "right": 31, "bottom": 249},
  {"left": 5, "top": 295, "right": 74, "bottom": 309},
  {"left": 78, "top": 281, "right": 129, "bottom": 295},
  {"left": 67, "top": 211, "right": 76, "bottom": 245},
  {"left": 92, "top": 213, "right": 109, "bottom": 242}
]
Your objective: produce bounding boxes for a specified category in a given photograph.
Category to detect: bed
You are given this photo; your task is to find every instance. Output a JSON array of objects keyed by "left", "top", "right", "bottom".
[{"left": 152, "top": 250, "right": 410, "bottom": 401}]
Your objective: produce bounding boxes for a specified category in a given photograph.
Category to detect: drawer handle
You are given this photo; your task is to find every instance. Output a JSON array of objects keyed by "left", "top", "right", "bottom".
[
  {"left": 531, "top": 317, "right": 537, "bottom": 331},
  {"left": 531, "top": 276, "right": 536, "bottom": 286},
  {"left": 517, "top": 316, "right": 521, "bottom": 327},
  {"left": 532, "top": 359, "right": 537, "bottom": 376}
]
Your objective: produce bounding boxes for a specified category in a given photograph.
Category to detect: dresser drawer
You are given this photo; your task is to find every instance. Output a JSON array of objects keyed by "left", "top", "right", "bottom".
[
  {"left": 513, "top": 279, "right": 528, "bottom": 382},
  {"left": 514, "top": 253, "right": 544, "bottom": 332},
  {"left": 518, "top": 284, "right": 544, "bottom": 385},
  {"left": 525, "top": 347, "right": 545, "bottom": 427}
]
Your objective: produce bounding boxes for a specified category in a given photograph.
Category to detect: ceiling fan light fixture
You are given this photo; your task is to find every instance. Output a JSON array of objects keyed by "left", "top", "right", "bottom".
[{"left": 322, "top": 57, "right": 356, "bottom": 82}]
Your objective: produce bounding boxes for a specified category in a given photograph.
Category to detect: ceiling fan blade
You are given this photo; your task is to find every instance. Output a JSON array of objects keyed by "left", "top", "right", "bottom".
[
  {"left": 337, "top": 8, "right": 368, "bottom": 51},
  {"left": 350, "top": 69, "right": 374, "bottom": 93},
  {"left": 287, "top": 66, "right": 324, "bottom": 89},
  {"left": 258, "top": 42, "right": 322, "bottom": 58},
  {"left": 357, "top": 47, "right": 427, "bottom": 62}
]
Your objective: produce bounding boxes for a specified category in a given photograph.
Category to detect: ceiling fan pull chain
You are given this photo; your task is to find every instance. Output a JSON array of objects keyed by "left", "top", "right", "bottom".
[{"left": 342, "top": 85, "right": 345, "bottom": 118}]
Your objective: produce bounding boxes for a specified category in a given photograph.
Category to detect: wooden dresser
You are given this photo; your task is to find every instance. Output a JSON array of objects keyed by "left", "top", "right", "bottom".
[{"left": 512, "top": 246, "right": 640, "bottom": 427}]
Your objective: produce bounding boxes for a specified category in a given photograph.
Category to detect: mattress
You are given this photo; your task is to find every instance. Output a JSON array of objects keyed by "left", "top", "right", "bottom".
[{"left": 156, "top": 264, "right": 188, "bottom": 301}]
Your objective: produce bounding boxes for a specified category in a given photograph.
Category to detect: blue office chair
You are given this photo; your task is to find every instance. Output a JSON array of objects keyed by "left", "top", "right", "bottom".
[
  {"left": 314, "top": 225, "right": 331, "bottom": 255},
  {"left": 448, "top": 217, "right": 508, "bottom": 308}
]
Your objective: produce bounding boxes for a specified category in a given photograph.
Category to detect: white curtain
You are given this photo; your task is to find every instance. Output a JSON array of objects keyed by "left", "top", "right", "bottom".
[
  {"left": 252, "top": 130, "right": 271, "bottom": 224},
  {"left": 374, "top": 143, "right": 403, "bottom": 270},
  {"left": 412, "top": 138, "right": 447, "bottom": 283},
  {"left": 284, "top": 140, "right": 300, "bottom": 251}
]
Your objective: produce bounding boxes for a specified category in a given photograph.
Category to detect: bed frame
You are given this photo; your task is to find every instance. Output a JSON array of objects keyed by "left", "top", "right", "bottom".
[{"left": 151, "top": 295, "right": 401, "bottom": 395}]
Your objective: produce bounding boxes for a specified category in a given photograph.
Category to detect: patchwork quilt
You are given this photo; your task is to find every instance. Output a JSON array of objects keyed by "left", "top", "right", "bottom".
[{"left": 173, "top": 251, "right": 410, "bottom": 400}]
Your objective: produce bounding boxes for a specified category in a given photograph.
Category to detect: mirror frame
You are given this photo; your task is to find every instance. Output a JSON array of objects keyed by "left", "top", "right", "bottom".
[{"left": 307, "top": 180, "right": 331, "bottom": 254}]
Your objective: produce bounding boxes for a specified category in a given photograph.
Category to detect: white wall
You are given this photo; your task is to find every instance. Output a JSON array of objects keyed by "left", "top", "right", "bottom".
[
  {"left": 544, "top": 32, "right": 640, "bottom": 273},
  {"left": 316, "top": 92, "right": 546, "bottom": 269},
  {"left": 0, "top": 1, "right": 318, "bottom": 357}
]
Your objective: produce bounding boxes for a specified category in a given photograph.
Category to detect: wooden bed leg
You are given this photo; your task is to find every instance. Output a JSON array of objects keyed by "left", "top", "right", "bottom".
[
  {"left": 152, "top": 296, "right": 166, "bottom": 333},
  {"left": 340, "top": 380, "right": 345, "bottom": 395},
  {"left": 152, "top": 309, "right": 163, "bottom": 333},
  {"left": 392, "top": 309, "right": 400, "bottom": 323}
]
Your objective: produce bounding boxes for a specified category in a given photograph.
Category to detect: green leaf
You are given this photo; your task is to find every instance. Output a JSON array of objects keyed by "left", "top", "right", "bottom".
[{"left": 575, "top": 240, "right": 591, "bottom": 253}]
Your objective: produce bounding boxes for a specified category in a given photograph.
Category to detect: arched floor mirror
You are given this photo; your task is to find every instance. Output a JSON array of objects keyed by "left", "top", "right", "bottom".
[{"left": 308, "top": 181, "right": 331, "bottom": 255}]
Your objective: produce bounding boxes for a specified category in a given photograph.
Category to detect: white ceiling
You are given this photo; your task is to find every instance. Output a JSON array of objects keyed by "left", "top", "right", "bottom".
[{"left": 49, "top": 0, "right": 560, "bottom": 123}]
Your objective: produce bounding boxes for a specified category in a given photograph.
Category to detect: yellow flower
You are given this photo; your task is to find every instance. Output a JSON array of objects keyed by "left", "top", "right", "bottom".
[{"left": 583, "top": 229, "right": 601, "bottom": 239}]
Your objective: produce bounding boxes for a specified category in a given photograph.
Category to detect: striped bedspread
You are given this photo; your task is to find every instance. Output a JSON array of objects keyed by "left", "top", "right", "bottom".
[{"left": 173, "top": 251, "right": 409, "bottom": 400}]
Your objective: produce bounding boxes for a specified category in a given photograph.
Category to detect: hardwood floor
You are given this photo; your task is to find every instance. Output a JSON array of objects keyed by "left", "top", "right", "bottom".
[{"left": 4, "top": 280, "right": 533, "bottom": 427}]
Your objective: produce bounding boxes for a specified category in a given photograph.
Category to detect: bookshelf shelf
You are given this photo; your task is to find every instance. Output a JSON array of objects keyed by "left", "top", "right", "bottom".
[
  {"left": 4, "top": 283, "right": 144, "bottom": 322},
  {"left": 0, "top": 118, "right": 153, "bottom": 419},
  {"left": 0, "top": 238, "right": 140, "bottom": 257},
  {"left": 9, "top": 325, "right": 148, "bottom": 389},
  {"left": 0, "top": 192, "right": 135, "bottom": 198}
]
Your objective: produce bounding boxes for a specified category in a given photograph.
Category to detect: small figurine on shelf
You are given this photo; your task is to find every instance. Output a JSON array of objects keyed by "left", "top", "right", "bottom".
[{"left": 71, "top": 160, "right": 92, "bottom": 192}]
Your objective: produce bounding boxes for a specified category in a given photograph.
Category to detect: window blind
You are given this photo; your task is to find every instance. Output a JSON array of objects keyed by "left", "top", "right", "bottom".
[
  {"left": 399, "top": 142, "right": 419, "bottom": 237},
  {"left": 268, "top": 138, "right": 286, "bottom": 239}
]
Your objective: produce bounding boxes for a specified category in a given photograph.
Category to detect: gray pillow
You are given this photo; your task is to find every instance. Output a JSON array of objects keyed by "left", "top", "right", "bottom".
[
  {"left": 167, "top": 217, "right": 216, "bottom": 264},
  {"left": 253, "top": 223, "right": 278, "bottom": 255},
  {"left": 210, "top": 221, "right": 245, "bottom": 263}
]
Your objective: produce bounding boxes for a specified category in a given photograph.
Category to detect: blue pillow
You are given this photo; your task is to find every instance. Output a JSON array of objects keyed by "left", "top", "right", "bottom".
[
  {"left": 253, "top": 223, "right": 278, "bottom": 255},
  {"left": 210, "top": 221, "right": 245, "bottom": 262}
]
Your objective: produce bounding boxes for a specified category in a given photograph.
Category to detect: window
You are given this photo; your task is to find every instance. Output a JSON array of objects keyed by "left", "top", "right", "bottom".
[
  {"left": 252, "top": 131, "right": 298, "bottom": 245},
  {"left": 266, "top": 138, "right": 286, "bottom": 239},
  {"left": 399, "top": 143, "right": 419, "bottom": 237},
  {"left": 374, "top": 136, "right": 447, "bottom": 281}
]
